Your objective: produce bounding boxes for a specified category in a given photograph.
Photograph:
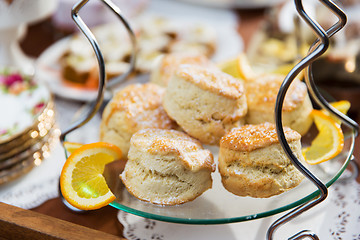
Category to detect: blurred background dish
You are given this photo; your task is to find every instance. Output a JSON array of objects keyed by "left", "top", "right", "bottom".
[
  {"left": 0, "top": 0, "right": 58, "bottom": 75},
  {"left": 175, "top": 0, "right": 286, "bottom": 9},
  {"left": 0, "top": 127, "right": 59, "bottom": 185},
  {"left": 52, "top": 0, "right": 149, "bottom": 32},
  {"left": 0, "top": 69, "right": 53, "bottom": 144},
  {"left": 0, "top": 68, "right": 58, "bottom": 185},
  {"left": 36, "top": 0, "right": 243, "bottom": 102}
]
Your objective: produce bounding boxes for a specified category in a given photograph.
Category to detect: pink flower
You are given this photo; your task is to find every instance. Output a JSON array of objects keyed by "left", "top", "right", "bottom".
[
  {"left": 4, "top": 73, "right": 23, "bottom": 87},
  {"left": 0, "top": 129, "right": 7, "bottom": 135},
  {"left": 0, "top": 76, "right": 5, "bottom": 84}
]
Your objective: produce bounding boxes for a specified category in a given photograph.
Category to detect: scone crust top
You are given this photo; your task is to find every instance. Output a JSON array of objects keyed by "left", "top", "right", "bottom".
[
  {"left": 131, "top": 129, "right": 215, "bottom": 172},
  {"left": 104, "top": 83, "right": 175, "bottom": 131},
  {"left": 220, "top": 122, "right": 301, "bottom": 152},
  {"left": 175, "top": 65, "right": 244, "bottom": 99},
  {"left": 159, "top": 53, "right": 213, "bottom": 83},
  {"left": 246, "top": 74, "right": 307, "bottom": 112}
]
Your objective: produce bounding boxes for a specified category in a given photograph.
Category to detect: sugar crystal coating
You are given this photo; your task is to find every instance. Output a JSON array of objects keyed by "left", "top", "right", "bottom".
[{"left": 220, "top": 122, "right": 301, "bottom": 152}]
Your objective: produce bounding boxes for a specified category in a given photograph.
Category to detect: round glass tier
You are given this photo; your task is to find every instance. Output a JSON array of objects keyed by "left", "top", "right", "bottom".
[{"left": 68, "top": 114, "right": 355, "bottom": 224}]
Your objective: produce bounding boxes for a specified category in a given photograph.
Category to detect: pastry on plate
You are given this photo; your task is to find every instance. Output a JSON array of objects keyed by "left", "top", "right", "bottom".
[
  {"left": 120, "top": 128, "right": 215, "bottom": 205},
  {"left": 100, "top": 83, "right": 176, "bottom": 156},
  {"left": 59, "top": 16, "right": 217, "bottom": 89},
  {"left": 218, "top": 122, "right": 305, "bottom": 198},
  {"left": 150, "top": 53, "right": 215, "bottom": 87},
  {"left": 245, "top": 74, "right": 313, "bottom": 135},
  {"left": 163, "top": 65, "right": 247, "bottom": 145}
]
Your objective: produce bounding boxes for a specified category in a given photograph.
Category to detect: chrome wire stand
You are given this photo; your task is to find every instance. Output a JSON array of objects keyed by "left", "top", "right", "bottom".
[
  {"left": 268, "top": 0, "right": 359, "bottom": 239},
  {"left": 58, "top": 0, "right": 136, "bottom": 212},
  {"left": 60, "top": 0, "right": 136, "bottom": 145},
  {"left": 57, "top": 0, "right": 360, "bottom": 236}
]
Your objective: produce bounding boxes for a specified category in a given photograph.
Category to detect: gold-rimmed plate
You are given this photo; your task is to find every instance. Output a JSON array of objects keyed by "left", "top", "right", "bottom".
[
  {"left": 0, "top": 70, "right": 53, "bottom": 145},
  {"left": 0, "top": 127, "right": 57, "bottom": 169},
  {"left": 0, "top": 102, "right": 55, "bottom": 156},
  {"left": 0, "top": 126, "right": 60, "bottom": 185}
]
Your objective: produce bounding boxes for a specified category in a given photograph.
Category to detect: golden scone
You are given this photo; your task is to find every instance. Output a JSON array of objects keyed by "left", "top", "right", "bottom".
[
  {"left": 245, "top": 74, "right": 313, "bottom": 135},
  {"left": 100, "top": 83, "right": 176, "bottom": 156},
  {"left": 163, "top": 65, "right": 247, "bottom": 145},
  {"left": 150, "top": 53, "right": 215, "bottom": 87},
  {"left": 120, "top": 129, "right": 215, "bottom": 205},
  {"left": 218, "top": 122, "right": 305, "bottom": 198}
]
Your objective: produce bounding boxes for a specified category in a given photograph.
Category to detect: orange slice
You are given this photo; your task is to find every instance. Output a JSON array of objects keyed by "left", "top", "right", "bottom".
[
  {"left": 63, "top": 141, "right": 84, "bottom": 156},
  {"left": 302, "top": 110, "right": 344, "bottom": 165},
  {"left": 217, "top": 53, "right": 256, "bottom": 81},
  {"left": 60, "top": 142, "right": 122, "bottom": 210},
  {"left": 321, "top": 100, "right": 351, "bottom": 125}
]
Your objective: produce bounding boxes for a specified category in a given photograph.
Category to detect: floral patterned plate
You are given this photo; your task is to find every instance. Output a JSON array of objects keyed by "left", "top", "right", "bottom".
[{"left": 0, "top": 69, "right": 51, "bottom": 145}]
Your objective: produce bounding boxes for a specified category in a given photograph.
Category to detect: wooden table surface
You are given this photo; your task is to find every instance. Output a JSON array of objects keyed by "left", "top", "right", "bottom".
[{"left": 3, "top": 5, "right": 359, "bottom": 239}]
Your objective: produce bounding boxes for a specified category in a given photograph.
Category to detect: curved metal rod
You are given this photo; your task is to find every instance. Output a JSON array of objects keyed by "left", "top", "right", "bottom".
[
  {"left": 338, "top": 155, "right": 359, "bottom": 183},
  {"left": 58, "top": 0, "right": 106, "bottom": 212},
  {"left": 288, "top": 230, "right": 319, "bottom": 240},
  {"left": 267, "top": 0, "right": 349, "bottom": 239},
  {"left": 305, "top": 38, "right": 359, "bottom": 134},
  {"left": 59, "top": 0, "right": 137, "bottom": 146},
  {"left": 58, "top": 0, "right": 136, "bottom": 212},
  {"left": 304, "top": 2, "right": 359, "bottom": 181},
  {"left": 102, "top": 0, "right": 137, "bottom": 89},
  {"left": 59, "top": 0, "right": 106, "bottom": 145}
]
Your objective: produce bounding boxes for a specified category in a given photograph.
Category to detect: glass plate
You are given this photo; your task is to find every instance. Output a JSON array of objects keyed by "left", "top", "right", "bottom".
[{"left": 66, "top": 110, "right": 355, "bottom": 224}]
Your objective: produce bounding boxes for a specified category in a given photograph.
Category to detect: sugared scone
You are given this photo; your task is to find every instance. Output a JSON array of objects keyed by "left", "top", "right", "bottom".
[
  {"left": 163, "top": 65, "right": 247, "bottom": 145},
  {"left": 245, "top": 74, "right": 313, "bottom": 135},
  {"left": 120, "top": 128, "right": 215, "bottom": 205},
  {"left": 100, "top": 83, "right": 176, "bottom": 156},
  {"left": 150, "top": 53, "right": 215, "bottom": 87},
  {"left": 218, "top": 122, "right": 305, "bottom": 198}
]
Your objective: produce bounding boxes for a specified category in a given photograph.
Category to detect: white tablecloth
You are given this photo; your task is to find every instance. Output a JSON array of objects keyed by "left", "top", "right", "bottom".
[{"left": 0, "top": 142, "right": 64, "bottom": 209}]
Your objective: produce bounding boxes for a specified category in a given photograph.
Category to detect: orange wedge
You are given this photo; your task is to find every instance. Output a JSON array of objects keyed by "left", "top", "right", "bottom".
[
  {"left": 321, "top": 100, "right": 351, "bottom": 125},
  {"left": 63, "top": 141, "right": 84, "bottom": 156},
  {"left": 60, "top": 142, "right": 122, "bottom": 210},
  {"left": 217, "top": 53, "right": 256, "bottom": 81},
  {"left": 302, "top": 110, "right": 344, "bottom": 165}
]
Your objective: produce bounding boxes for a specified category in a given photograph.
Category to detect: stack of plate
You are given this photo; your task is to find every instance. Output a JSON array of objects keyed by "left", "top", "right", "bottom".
[{"left": 0, "top": 70, "right": 59, "bottom": 185}]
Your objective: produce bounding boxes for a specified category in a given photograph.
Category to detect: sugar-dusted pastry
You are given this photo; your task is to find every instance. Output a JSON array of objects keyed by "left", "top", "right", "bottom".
[
  {"left": 163, "top": 65, "right": 247, "bottom": 145},
  {"left": 150, "top": 53, "right": 215, "bottom": 87},
  {"left": 245, "top": 74, "right": 313, "bottom": 135},
  {"left": 100, "top": 83, "right": 176, "bottom": 156},
  {"left": 120, "top": 128, "right": 215, "bottom": 205},
  {"left": 218, "top": 122, "right": 305, "bottom": 198}
]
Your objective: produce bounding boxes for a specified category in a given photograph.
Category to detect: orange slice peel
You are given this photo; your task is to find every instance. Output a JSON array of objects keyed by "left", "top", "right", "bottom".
[
  {"left": 60, "top": 142, "right": 122, "bottom": 210},
  {"left": 217, "top": 53, "right": 256, "bottom": 81},
  {"left": 302, "top": 109, "right": 344, "bottom": 165},
  {"left": 63, "top": 141, "right": 84, "bottom": 156},
  {"left": 321, "top": 100, "right": 351, "bottom": 125}
]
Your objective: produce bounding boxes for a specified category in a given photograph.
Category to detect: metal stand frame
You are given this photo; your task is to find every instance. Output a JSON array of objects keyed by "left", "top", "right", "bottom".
[
  {"left": 268, "top": 0, "right": 359, "bottom": 239},
  {"left": 59, "top": 0, "right": 136, "bottom": 145},
  {"left": 59, "top": 0, "right": 359, "bottom": 238},
  {"left": 58, "top": 0, "right": 136, "bottom": 213}
]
